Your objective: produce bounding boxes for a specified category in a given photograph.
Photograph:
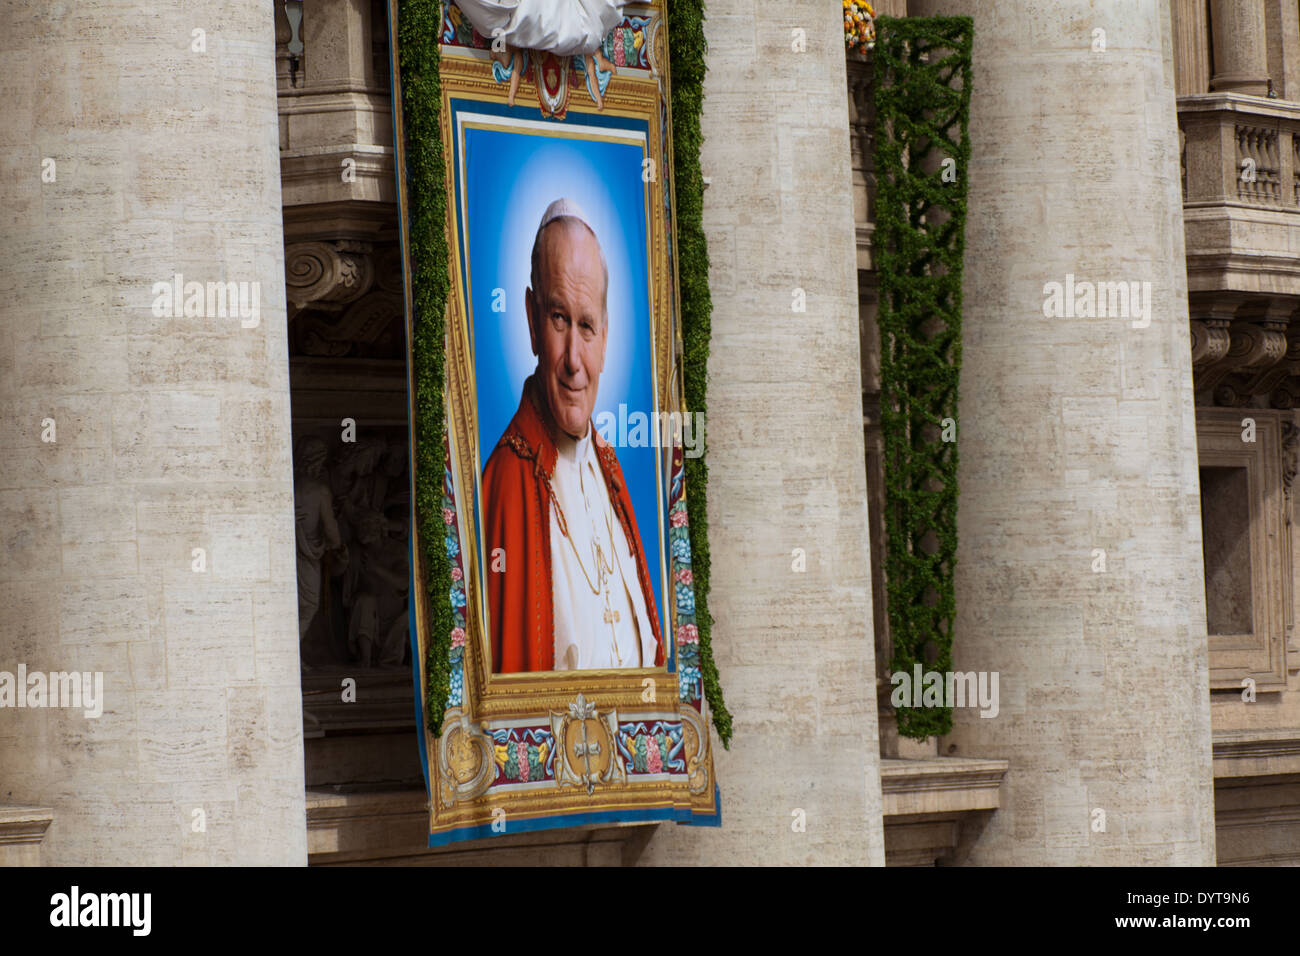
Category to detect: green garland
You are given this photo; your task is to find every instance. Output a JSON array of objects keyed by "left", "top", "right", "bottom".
[
  {"left": 871, "top": 17, "right": 972, "bottom": 740},
  {"left": 397, "top": 0, "right": 454, "bottom": 737},
  {"left": 669, "top": 0, "right": 732, "bottom": 748},
  {"left": 397, "top": 0, "right": 730, "bottom": 746}
]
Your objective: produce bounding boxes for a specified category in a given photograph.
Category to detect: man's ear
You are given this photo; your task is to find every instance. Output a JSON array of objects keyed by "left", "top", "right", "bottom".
[{"left": 525, "top": 287, "right": 539, "bottom": 356}]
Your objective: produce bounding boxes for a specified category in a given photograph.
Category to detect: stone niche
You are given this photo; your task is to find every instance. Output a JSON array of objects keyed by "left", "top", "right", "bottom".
[
  {"left": 294, "top": 421, "right": 409, "bottom": 672},
  {"left": 1196, "top": 408, "right": 1293, "bottom": 692},
  {"left": 1201, "top": 464, "right": 1253, "bottom": 635},
  {"left": 286, "top": 241, "right": 422, "bottom": 791},
  {"left": 276, "top": 0, "right": 422, "bottom": 803}
]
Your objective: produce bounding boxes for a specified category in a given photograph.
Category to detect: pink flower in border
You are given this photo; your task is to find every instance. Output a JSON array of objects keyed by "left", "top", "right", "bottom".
[
  {"left": 451, "top": 566, "right": 463, "bottom": 582},
  {"left": 442, "top": 507, "right": 455, "bottom": 526},
  {"left": 676, "top": 569, "right": 693, "bottom": 586},
  {"left": 450, "top": 627, "right": 466, "bottom": 648},
  {"left": 516, "top": 740, "right": 530, "bottom": 782},
  {"left": 647, "top": 738, "right": 662, "bottom": 773},
  {"left": 677, "top": 624, "right": 699, "bottom": 645},
  {"left": 670, "top": 508, "right": 688, "bottom": 528},
  {"left": 613, "top": 30, "right": 627, "bottom": 68}
]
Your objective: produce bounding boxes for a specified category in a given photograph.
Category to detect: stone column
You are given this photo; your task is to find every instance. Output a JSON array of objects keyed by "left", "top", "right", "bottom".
[
  {"left": 1210, "top": 0, "right": 1270, "bottom": 95},
  {"left": 1264, "top": 0, "right": 1300, "bottom": 102},
  {"left": 0, "top": 1, "right": 306, "bottom": 864},
  {"left": 1172, "top": 0, "right": 1211, "bottom": 95},
  {"left": 637, "top": 0, "right": 886, "bottom": 865},
  {"left": 907, "top": 0, "right": 1217, "bottom": 864}
]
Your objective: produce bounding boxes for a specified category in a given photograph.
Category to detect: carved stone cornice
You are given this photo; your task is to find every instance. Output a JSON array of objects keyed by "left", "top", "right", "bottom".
[
  {"left": 1195, "top": 293, "right": 1251, "bottom": 392},
  {"left": 1228, "top": 300, "right": 1297, "bottom": 396},
  {"left": 1213, "top": 729, "right": 1300, "bottom": 778},
  {"left": 293, "top": 290, "right": 404, "bottom": 358},
  {"left": 879, "top": 756, "right": 1008, "bottom": 816},
  {"left": 1224, "top": 315, "right": 1287, "bottom": 368},
  {"left": 1193, "top": 292, "right": 1298, "bottom": 402},
  {"left": 285, "top": 240, "right": 376, "bottom": 312},
  {"left": 1192, "top": 293, "right": 1300, "bottom": 407},
  {"left": 878, "top": 757, "right": 1007, "bottom": 866},
  {"left": 1189, "top": 318, "right": 1232, "bottom": 366},
  {"left": 1190, "top": 294, "right": 1243, "bottom": 368},
  {"left": 1213, "top": 321, "right": 1289, "bottom": 404},
  {"left": 0, "top": 804, "right": 53, "bottom": 864},
  {"left": 0, "top": 805, "right": 54, "bottom": 847}
]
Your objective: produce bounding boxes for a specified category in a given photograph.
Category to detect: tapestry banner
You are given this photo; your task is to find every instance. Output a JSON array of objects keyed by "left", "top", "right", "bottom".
[{"left": 390, "top": 0, "right": 720, "bottom": 846}]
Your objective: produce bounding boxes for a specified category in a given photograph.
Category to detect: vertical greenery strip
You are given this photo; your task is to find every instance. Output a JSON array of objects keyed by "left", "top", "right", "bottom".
[
  {"left": 669, "top": 1, "right": 731, "bottom": 748},
  {"left": 398, "top": 0, "right": 454, "bottom": 737},
  {"left": 871, "top": 17, "right": 972, "bottom": 740}
]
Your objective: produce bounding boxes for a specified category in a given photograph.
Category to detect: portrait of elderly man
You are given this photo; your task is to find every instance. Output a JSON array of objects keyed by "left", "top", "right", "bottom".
[{"left": 482, "top": 197, "right": 663, "bottom": 673}]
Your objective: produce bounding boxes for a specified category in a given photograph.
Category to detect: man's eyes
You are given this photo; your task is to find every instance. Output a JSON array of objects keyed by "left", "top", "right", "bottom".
[{"left": 550, "top": 312, "right": 596, "bottom": 337}]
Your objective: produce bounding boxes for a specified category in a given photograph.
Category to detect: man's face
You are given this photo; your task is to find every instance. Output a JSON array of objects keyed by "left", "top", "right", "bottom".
[{"left": 526, "top": 221, "right": 608, "bottom": 440}]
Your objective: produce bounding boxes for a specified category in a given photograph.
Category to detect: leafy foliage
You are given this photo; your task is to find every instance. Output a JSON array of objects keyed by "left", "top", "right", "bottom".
[
  {"left": 397, "top": 0, "right": 454, "bottom": 736},
  {"left": 871, "top": 17, "right": 973, "bottom": 739},
  {"left": 669, "top": 0, "right": 731, "bottom": 748}
]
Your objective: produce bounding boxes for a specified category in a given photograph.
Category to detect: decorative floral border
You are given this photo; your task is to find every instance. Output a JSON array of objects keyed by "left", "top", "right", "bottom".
[
  {"left": 481, "top": 719, "right": 693, "bottom": 786},
  {"left": 441, "top": 445, "right": 468, "bottom": 709},
  {"left": 669, "top": 445, "right": 702, "bottom": 706},
  {"left": 490, "top": 727, "right": 555, "bottom": 784},
  {"left": 618, "top": 720, "right": 687, "bottom": 774}
]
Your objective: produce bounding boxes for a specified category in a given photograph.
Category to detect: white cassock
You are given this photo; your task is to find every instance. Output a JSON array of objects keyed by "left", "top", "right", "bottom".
[
  {"left": 454, "top": 0, "right": 628, "bottom": 57},
  {"left": 549, "top": 426, "right": 656, "bottom": 670}
]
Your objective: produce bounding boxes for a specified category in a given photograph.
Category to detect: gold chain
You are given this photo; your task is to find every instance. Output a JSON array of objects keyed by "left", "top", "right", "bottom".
[
  {"left": 546, "top": 466, "right": 614, "bottom": 594},
  {"left": 545, "top": 455, "right": 631, "bottom": 665}
]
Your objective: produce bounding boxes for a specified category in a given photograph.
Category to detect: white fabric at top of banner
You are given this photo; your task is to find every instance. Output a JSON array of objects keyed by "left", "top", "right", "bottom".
[{"left": 453, "top": 0, "right": 630, "bottom": 57}]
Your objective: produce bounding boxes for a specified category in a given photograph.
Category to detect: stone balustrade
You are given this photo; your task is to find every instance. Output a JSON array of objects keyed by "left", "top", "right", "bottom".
[{"left": 1181, "top": 93, "right": 1300, "bottom": 209}]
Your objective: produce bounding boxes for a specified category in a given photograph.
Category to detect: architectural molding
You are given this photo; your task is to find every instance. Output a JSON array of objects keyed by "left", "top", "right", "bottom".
[
  {"left": 879, "top": 757, "right": 1007, "bottom": 866},
  {"left": 306, "top": 789, "right": 659, "bottom": 865},
  {"left": 285, "top": 240, "right": 377, "bottom": 312},
  {"left": 0, "top": 804, "right": 54, "bottom": 866},
  {"left": 1213, "top": 729, "right": 1300, "bottom": 777},
  {"left": 1213, "top": 770, "right": 1300, "bottom": 865}
]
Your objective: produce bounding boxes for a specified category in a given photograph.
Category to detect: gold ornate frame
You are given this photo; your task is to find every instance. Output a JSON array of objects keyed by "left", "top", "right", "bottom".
[{"left": 394, "top": 0, "right": 718, "bottom": 843}]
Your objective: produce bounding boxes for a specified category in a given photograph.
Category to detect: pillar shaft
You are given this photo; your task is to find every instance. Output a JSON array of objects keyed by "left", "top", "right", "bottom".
[
  {"left": 908, "top": 0, "right": 1217, "bottom": 864},
  {"left": 0, "top": 1, "right": 306, "bottom": 864},
  {"left": 1172, "top": 0, "right": 1211, "bottom": 95},
  {"left": 637, "top": 0, "right": 886, "bottom": 865},
  {"left": 1210, "top": 0, "right": 1270, "bottom": 95}
]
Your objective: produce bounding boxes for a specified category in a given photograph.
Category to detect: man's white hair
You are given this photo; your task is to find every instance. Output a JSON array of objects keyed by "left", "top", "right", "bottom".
[{"left": 529, "top": 197, "right": 610, "bottom": 322}]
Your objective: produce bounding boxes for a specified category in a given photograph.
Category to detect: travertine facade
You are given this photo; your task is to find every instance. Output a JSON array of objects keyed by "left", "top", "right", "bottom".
[{"left": 0, "top": 0, "right": 307, "bottom": 864}]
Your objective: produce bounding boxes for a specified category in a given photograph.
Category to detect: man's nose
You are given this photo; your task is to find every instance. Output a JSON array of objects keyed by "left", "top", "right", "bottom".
[{"left": 563, "top": 324, "right": 582, "bottom": 374}]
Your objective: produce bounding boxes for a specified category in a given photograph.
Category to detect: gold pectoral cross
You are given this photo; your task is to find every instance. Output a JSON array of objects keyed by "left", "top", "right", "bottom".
[
  {"left": 602, "top": 583, "right": 623, "bottom": 665},
  {"left": 587, "top": 502, "right": 624, "bottom": 664}
]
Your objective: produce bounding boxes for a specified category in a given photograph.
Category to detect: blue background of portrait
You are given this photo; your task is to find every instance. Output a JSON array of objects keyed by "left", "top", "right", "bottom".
[{"left": 453, "top": 100, "right": 665, "bottom": 642}]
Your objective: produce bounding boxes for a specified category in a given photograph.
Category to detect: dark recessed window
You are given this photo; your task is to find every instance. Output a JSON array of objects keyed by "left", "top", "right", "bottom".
[{"left": 1200, "top": 465, "right": 1253, "bottom": 635}]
